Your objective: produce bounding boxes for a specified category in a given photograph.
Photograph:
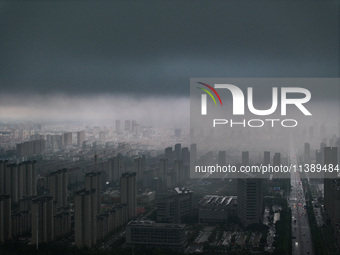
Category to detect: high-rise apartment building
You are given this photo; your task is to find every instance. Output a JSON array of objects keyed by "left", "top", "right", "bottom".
[
  {"left": 174, "top": 143, "right": 181, "bottom": 160},
  {"left": 134, "top": 156, "right": 145, "bottom": 184},
  {"left": 77, "top": 131, "right": 85, "bottom": 147},
  {"left": 159, "top": 158, "right": 168, "bottom": 187},
  {"left": 0, "top": 195, "right": 11, "bottom": 243},
  {"left": 120, "top": 172, "right": 136, "bottom": 219},
  {"left": 74, "top": 189, "right": 96, "bottom": 248},
  {"left": 174, "top": 159, "right": 184, "bottom": 184},
  {"left": 49, "top": 169, "right": 68, "bottom": 209},
  {"left": 273, "top": 153, "right": 281, "bottom": 166},
  {"left": 3, "top": 161, "right": 36, "bottom": 203},
  {"left": 264, "top": 151, "right": 270, "bottom": 165},
  {"left": 242, "top": 151, "right": 249, "bottom": 166},
  {"left": 31, "top": 196, "right": 54, "bottom": 244},
  {"left": 85, "top": 172, "right": 102, "bottom": 215},
  {"left": 62, "top": 132, "right": 72, "bottom": 146}
]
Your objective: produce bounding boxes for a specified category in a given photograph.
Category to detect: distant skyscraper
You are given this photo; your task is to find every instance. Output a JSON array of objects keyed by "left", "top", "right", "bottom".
[
  {"left": 49, "top": 169, "right": 68, "bottom": 209},
  {"left": 263, "top": 151, "right": 270, "bottom": 165},
  {"left": 165, "top": 147, "right": 173, "bottom": 163},
  {"left": 115, "top": 120, "right": 121, "bottom": 133},
  {"left": 320, "top": 142, "right": 327, "bottom": 164},
  {"left": 63, "top": 132, "right": 72, "bottom": 146},
  {"left": 324, "top": 147, "right": 338, "bottom": 166},
  {"left": 174, "top": 159, "right": 184, "bottom": 184},
  {"left": 190, "top": 144, "right": 197, "bottom": 163},
  {"left": 0, "top": 195, "right": 11, "bottom": 243},
  {"left": 174, "top": 143, "right": 181, "bottom": 160},
  {"left": 316, "top": 150, "right": 322, "bottom": 164},
  {"left": 237, "top": 178, "right": 263, "bottom": 227},
  {"left": 31, "top": 196, "right": 54, "bottom": 244},
  {"left": 159, "top": 158, "right": 168, "bottom": 186},
  {"left": 304, "top": 142, "right": 311, "bottom": 164},
  {"left": 77, "top": 131, "right": 85, "bottom": 147},
  {"left": 120, "top": 172, "right": 136, "bottom": 219},
  {"left": 273, "top": 153, "right": 281, "bottom": 166},
  {"left": 74, "top": 189, "right": 96, "bottom": 248},
  {"left": 181, "top": 147, "right": 190, "bottom": 166},
  {"left": 124, "top": 120, "right": 131, "bottom": 131},
  {"left": 134, "top": 156, "right": 145, "bottom": 184},
  {"left": 131, "top": 120, "right": 137, "bottom": 133},
  {"left": 242, "top": 151, "right": 249, "bottom": 166},
  {"left": 218, "top": 151, "right": 226, "bottom": 166}
]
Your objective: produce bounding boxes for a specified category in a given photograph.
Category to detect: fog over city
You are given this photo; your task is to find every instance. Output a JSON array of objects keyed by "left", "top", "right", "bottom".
[
  {"left": 0, "top": 93, "right": 189, "bottom": 127},
  {"left": 0, "top": 1, "right": 339, "bottom": 254}
]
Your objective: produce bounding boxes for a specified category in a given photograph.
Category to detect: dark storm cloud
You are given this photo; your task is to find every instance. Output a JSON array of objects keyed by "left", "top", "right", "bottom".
[{"left": 0, "top": 0, "right": 339, "bottom": 95}]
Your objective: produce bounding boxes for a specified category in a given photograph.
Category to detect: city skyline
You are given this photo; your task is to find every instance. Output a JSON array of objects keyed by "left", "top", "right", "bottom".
[{"left": 0, "top": 1, "right": 339, "bottom": 254}]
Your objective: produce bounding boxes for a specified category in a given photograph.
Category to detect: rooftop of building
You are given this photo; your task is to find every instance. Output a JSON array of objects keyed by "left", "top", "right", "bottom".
[
  {"left": 199, "top": 195, "right": 237, "bottom": 208},
  {"left": 127, "top": 220, "right": 185, "bottom": 229}
]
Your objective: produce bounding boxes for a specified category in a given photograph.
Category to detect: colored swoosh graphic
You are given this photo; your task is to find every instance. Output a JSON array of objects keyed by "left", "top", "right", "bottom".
[
  {"left": 197, "top": 82, "right": 222, "bottom": 106},
  {"left": 196, "top": 87, "right": 217, "bottom": 105}
]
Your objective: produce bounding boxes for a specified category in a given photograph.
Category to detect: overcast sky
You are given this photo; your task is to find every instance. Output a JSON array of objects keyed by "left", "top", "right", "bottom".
[{"left": 1, "top": 0, "right": 339, "bottom": 97}]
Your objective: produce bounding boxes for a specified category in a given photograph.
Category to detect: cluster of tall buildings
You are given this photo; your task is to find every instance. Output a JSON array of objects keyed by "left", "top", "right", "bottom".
[
  {"left": 74, "top": 171, "right": 137, "bottom": 248},
  {"left": 0, "top": 195, "right": 11, "bottom": 242},
  {"left": 16, "top": 140, "right": 46, "bottom": 157},
  {"left": 159, "top": 144, "right": 190, "bottom": 189},
  {"left": 98, "top": 155, "right": 125, "bottom": 185},
  {"left": 0, "top": 158, "right": 139, "bottom": 248},
  {"left": 240, "top": 150, "right": 281, "bottom": 167},
  {"left": 0, "top": 160, "right": 37, "bottom": 203},
  {"left": 115, "top": 120, "right": 138, "bottom": 134},
  {"left": 44, "top": 132, "right": 74, "bottom": 150},
  {"left": 0, "top": 161, "right": 41, "bottom": 243},
  {"left": 76, "top": 131, "right": 85, "bottom": 147}
]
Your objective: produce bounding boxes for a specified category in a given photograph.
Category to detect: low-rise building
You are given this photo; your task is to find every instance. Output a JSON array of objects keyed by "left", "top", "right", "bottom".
[
  {"left": 199, "top": 195, "right": 237, "bottom": 223},
  {"left": 126, "top": 221, "right": 187, "bottom": 252}
]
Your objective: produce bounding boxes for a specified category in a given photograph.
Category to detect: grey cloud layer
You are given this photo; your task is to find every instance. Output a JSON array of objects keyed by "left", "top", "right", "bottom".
[{"left": 1, "top": 1, "right": 338, "bottom": 95}]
